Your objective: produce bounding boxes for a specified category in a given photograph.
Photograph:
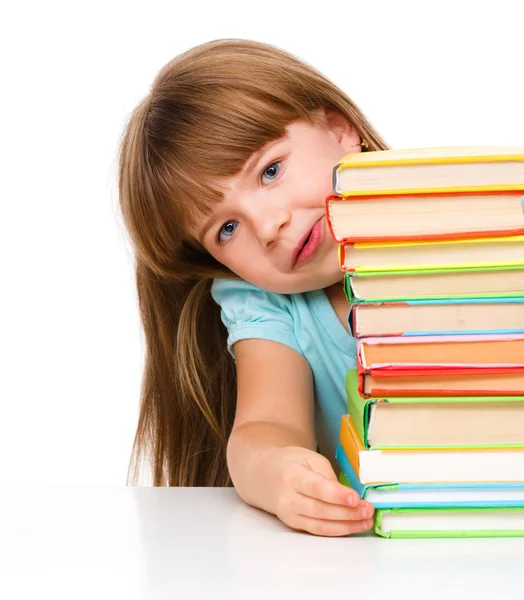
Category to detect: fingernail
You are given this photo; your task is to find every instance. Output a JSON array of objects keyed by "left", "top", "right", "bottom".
[
  {"left": 360, "top": 506, "right": 368, "bottom": 518},
  {"left": 366, "top": 518, "right": 374, "bottom": 529},
  {"left": 347, "top": 493, "right": 357, "bottom": 506}
]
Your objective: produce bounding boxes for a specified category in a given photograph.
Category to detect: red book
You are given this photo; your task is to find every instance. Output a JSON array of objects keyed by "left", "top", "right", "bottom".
[{"left": 357, "top": 334, "right": 524, "bottom": 397}]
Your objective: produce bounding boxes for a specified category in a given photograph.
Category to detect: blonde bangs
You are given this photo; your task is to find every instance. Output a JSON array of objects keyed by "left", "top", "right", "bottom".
[{"left": 146, "top": 84, "right": 315, "bottom": 233}]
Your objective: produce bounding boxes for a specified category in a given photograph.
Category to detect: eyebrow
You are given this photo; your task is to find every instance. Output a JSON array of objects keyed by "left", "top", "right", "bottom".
[
  {"left": 197, "top": 134, "right": 288, "bottom": 244},
  {"left": 242, "top": 135, "right": 286, "bottom": 179},
  {"left": 198, "top": 216, "right": 216, "bottom": 245}
]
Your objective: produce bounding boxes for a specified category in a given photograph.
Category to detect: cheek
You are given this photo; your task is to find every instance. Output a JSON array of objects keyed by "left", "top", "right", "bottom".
[
  {"left": 312, "top": 150, "right": 338, "bottom": 187},
  {"left": 292, "top": 161, "right": 333, "bottom": 201}
]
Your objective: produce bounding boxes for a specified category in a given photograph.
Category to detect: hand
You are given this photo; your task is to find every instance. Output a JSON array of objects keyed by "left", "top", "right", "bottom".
[{"left": 264, "top": 446, "right": 375, "bottom": 537}]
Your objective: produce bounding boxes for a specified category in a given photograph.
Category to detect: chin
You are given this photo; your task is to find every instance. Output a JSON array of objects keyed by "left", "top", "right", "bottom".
[
  {"left": 242, "top": 262, "right": 344, "bottom": 294},
  {"left": 259, "top": 276, "right": 341, "bottom": 295},
  {"left": 246, "top": 279, "right": 305, "bottom": 295}
]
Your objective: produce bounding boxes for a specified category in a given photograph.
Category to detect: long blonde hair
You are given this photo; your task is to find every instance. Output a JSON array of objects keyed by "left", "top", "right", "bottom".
[{"left": 118, "top": 39, "right": 388, "bottom": 486}]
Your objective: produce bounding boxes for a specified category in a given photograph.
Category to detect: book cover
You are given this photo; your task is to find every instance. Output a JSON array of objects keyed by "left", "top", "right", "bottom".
[{"left": 332, "top": 146, "right": 524, "bottom": 197}]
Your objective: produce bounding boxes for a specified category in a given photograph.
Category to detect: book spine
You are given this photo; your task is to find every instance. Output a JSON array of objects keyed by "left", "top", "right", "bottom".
[
  {"left": 343, "top": 273, "right": 355, "bottom": 303},
  {"left": 337, "top": 183, "right": 524, "bottom": 198},
  {"left": 335, "top": 443, "right": 366, "bottom": 498},
  {"left": 347, "top": 303, "right": 356, "bottom": 337}
]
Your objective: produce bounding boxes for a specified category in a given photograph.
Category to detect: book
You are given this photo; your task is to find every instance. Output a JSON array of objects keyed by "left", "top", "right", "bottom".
[
  {"left": 358, "top": 334, "right": 524, "bottom": 396},
  {"left": 358, "top": 333, "right": 524, "bottom": 372},
  {"left": 339, "top": 414, "right": 524, "bottom": 484},
  {"left": 344, "top": 267, "right": 524, "bottom": 302},
  {"left": 362, "top": 372, "right": 524, "bottom": 397},
  {"left": 374, "top": 507, "right": 524, "bottom": 538},
  {"left": 344, "top": 369, "right": 524, "bottom": 449},
  {"left": 339, "top": 234, "right": 524, "bottom": 273},
  {"left": 332, "top": 146, "right": 524, "bottom": 197},
  {"left": 336, "top": 443, "right": 524, "bottom": 508},
  {"left": 326, "top": 191, "right": 524, "bottom": 243},
  {"left": 348, "top": 297, "right": 524, "bottom": 338},
  {"left": 332, "top": 145, "right": 524, "bottom": 539}
]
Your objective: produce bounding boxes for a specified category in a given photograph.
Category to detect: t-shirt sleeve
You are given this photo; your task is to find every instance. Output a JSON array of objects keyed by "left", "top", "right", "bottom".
[{"left": 211, "top": 278, "right": 303, "bottom": 358}]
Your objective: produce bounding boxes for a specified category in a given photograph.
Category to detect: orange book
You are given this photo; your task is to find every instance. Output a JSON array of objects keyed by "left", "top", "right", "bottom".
[
  {"left": 357, "top": 334, "right": 524, "bottom": 397},
  {"left": 359, "top": 334, "right": 524, "bottom": 368},
  {"left": 360, "top": 372, "right": 524, "bottom": 397}
]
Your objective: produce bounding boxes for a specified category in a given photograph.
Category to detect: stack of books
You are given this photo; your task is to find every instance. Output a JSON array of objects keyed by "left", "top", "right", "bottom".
[{"left": 325, "top": 146, "right": 524, "bottom": 538}]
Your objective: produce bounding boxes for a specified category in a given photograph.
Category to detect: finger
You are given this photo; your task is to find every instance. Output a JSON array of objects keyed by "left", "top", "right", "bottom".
[
  {"left": 289, "top": 516, "right": 375, "bottom": 537},
  {"left": 295, "top": 468, "right": 373, "bottom": 509},
  {"left": 296, "top": 494, "right": 375, "bottom": 522}
]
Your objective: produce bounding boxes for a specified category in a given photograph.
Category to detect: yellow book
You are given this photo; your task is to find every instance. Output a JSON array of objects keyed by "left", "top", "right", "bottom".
[
  {"left": 344, "top": 267, "right": 524, "bottom": 302},
  {"left": 333, "top": 146, "right": 524, "bottom": 197},
  {"left": 339, "top": 234, "right": 524, "bottom": 273}
]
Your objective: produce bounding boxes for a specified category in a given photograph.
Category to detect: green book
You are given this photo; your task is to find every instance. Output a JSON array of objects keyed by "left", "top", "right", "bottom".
[
  {"left": 339, "top": 471, "right": 351, "bottom": 487},
  {"left": 374, "top": 507, "right": 524, "bottom": 538},
  {"left": 344, "top": 266, "right": 524, "bottom": 303},
  {"left": 340, "top": 471, "right": 524, "bottom": 538},
  {"left": 345, "top": 369, "right": 524, "bottom": 450}
]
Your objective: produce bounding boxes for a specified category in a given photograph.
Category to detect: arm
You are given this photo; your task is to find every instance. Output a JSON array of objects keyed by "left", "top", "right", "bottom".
[{"left": 227, "top": 338, "right": 374, "bottom": 537}]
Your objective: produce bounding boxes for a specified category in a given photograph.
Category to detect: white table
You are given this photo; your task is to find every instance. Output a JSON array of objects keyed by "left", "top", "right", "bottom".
[{"left": 1, "top": 487, "right": 523, "bottom": 599}]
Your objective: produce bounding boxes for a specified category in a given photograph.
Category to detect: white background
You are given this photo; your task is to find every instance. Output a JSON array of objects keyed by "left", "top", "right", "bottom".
[{"left": 1, "top": 0, "right": 523, "bottom": 486}]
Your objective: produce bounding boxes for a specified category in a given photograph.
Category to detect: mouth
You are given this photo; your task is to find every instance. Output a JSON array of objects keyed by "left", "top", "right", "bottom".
[{"left": 293, "top": 217, "right": 323, "bottom": 267}]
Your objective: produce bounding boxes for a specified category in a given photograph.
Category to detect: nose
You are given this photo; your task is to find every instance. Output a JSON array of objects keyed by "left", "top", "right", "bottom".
[{"left": 252, "top": 204, "right": 291, "bottom": 248}]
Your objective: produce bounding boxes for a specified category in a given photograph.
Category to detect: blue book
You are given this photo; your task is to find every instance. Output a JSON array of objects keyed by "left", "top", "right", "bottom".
[
  {"left": 348, "top": 296, "right": 524, "bottom": 338},
  {"left": 336, "top": 443, "right": 524, "bottom": 509}
]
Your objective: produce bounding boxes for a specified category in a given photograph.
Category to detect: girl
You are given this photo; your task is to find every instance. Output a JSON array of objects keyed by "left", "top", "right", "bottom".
[{"left": 118, "top": 39, "right": 389, "bottom": 537}]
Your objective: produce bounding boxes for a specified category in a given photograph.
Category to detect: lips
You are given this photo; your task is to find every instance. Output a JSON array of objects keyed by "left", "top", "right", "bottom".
[{"left": 293, "top": 218, "right": 323, "bottom": 266}]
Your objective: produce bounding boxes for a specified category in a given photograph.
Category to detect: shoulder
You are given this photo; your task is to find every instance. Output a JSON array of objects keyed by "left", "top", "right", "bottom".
[
  {"left": 211, "top": 278, "right": 303, "bottom": 357},
  {"left": 211, "top": 277, "right": 296, "bottom": 316}
]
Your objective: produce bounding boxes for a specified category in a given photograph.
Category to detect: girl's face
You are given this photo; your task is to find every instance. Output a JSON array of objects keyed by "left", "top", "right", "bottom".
[{"left": 193, "top": 111, "right": 362, "bottom": 294}]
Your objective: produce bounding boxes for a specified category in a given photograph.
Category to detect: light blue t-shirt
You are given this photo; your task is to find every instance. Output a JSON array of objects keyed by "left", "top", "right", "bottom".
[{"left": 211, "top": 278, "right": 356, "bottom": 471}]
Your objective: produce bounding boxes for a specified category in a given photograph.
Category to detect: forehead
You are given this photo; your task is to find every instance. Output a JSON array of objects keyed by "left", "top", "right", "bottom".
[{"left": 184, "top": 118, "right": 331, "bottom": 242}]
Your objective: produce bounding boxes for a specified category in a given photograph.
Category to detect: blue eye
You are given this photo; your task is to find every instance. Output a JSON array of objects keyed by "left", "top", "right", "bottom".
[
  {"left": 261, "top": 161, "right": 281, "bottom": 185},
  {"left": 218, "top": 220, "right": 238, "bottom": 243}
]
